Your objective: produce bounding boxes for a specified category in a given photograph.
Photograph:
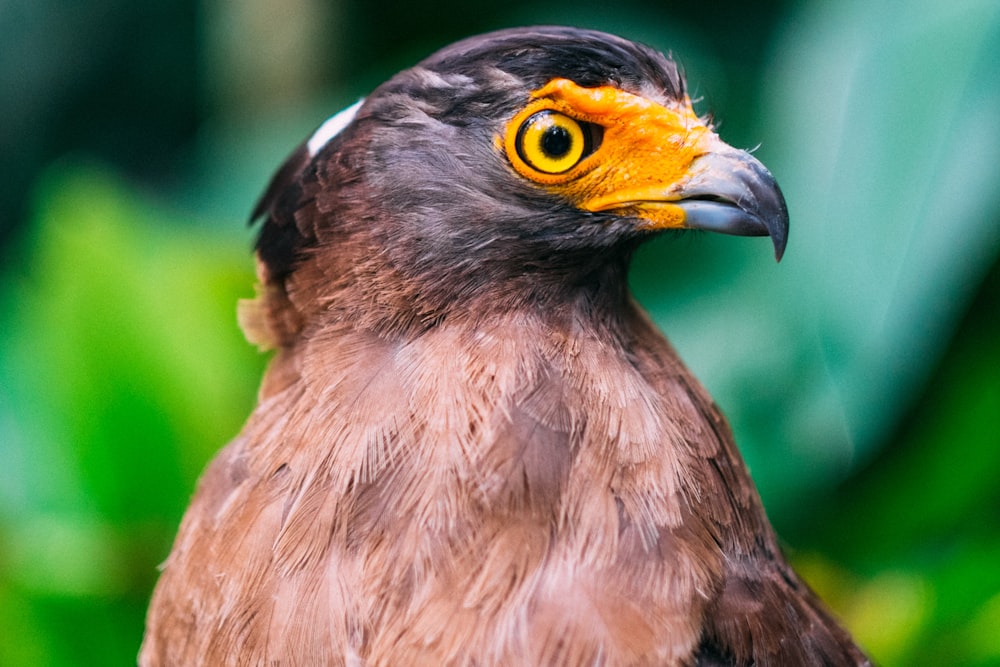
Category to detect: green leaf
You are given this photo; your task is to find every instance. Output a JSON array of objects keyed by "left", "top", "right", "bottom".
[{"left": 0, "top": 162, "right": 267, "bottom": 665}]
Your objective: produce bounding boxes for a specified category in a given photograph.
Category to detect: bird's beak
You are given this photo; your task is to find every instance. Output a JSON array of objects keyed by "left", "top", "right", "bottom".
[
  {"left": 659, "top": 149, "right": 788, "bottom": 261},
  {"left": 583, "top": 144, "right": 789, "bottom": 261}
]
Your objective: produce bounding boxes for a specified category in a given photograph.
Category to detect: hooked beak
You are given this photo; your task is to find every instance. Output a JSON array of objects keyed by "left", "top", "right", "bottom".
[{"left": 672, "top": 149, "right": 789, "bottom": 261}]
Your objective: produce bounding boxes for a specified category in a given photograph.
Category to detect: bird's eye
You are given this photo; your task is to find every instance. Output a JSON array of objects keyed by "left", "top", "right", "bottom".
[{"left": 514, "top": 111, "right": 600, "bottom": 175}]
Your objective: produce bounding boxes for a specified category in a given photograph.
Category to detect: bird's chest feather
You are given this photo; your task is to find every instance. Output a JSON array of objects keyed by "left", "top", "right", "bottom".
[{"left": 184, "top": 314, "right": 728, "bottom": 665}]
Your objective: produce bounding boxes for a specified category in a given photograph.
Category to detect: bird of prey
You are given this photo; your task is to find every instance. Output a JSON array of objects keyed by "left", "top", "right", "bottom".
[{"left": 141, "top": 26, "right": 871, "bottom": 666}]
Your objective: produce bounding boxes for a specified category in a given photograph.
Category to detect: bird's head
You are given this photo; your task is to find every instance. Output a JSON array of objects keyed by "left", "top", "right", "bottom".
[{"left": 247, "top": 27, "right": 788, "bottom": 343}]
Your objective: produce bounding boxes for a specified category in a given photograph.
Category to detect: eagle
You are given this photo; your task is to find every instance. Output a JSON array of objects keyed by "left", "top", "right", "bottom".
[{"left": 141, "top": 26, "right": 871, "bottom": 666}]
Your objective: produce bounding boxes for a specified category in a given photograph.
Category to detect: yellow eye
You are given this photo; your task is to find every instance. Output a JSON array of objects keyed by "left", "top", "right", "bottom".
[{"left": 515, "top": 110, "right": 593, "bottom": 174}]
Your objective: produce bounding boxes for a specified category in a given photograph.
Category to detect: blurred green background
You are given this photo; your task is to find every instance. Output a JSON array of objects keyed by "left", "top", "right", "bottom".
[{"left": 1, "top": 0, "right": 998, "bottom": 664}]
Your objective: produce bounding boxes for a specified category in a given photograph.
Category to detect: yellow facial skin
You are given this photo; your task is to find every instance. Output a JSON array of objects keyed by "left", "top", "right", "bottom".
[{"left": 503, "top": 78, "right": 724, "bottom": 229}]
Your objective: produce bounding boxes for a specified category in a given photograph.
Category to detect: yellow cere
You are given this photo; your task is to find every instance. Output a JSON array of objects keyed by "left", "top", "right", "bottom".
[{"left": 503, "top": 78, "right": 721, "bottom": 229}]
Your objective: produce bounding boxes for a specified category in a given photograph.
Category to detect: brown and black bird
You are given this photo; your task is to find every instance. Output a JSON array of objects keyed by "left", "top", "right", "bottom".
[{"left": 142, "top": 27, "right": 871, "bottom": 666}]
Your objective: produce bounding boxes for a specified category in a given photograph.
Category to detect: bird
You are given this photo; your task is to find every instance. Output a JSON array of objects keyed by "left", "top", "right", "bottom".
[{"left": 141, "top": 26, "right": 871, "bottom": 666}]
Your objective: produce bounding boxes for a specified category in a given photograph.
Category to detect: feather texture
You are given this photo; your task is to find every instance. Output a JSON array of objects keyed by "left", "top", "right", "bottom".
[{"left": 141, "top": 26, "right": 870, "bottom": 666}]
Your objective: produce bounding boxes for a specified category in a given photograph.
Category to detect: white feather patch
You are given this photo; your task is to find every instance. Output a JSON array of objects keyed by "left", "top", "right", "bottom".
[{"left": 307, "top": 99, "right": 364, "bottom": 156}]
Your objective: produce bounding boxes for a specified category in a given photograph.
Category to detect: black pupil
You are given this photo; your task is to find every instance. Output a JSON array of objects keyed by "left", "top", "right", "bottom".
[{"left": 541, "top": 125, "right": 572, "bottom": 157}]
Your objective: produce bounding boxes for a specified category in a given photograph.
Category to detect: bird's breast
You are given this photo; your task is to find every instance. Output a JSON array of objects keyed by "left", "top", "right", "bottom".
[{"left": 236, "top": 313, "right": 727, "bottom": 663}]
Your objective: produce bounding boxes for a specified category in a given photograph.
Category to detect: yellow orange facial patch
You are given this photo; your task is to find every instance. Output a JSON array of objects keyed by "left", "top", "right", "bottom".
[{"left": 502, "top": 78, "right": 722, "bottom": 229}]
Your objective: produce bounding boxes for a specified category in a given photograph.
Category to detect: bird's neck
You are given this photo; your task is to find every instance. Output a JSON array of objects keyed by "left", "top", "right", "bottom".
[{"left": 254, "top": 272, "right": 741, "bottom": 533}]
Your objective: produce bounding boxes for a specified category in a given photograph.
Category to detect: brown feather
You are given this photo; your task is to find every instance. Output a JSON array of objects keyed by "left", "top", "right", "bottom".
[
  {"left": 141, "top": 26, "right": 870, "bottom": 667},
  {"left": 143, "top": 294, "right": 867, "bottom": 665}
]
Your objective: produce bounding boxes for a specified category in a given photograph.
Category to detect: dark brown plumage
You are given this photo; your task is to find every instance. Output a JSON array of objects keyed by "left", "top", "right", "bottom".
[{"left": 141, "top": 26, "right": 870, "bottom": 666}]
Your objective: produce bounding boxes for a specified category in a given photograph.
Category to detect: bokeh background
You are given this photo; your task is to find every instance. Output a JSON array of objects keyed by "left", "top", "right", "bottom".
[{"left": 2, "top": 0, "right": 998, "bottom": 664}]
